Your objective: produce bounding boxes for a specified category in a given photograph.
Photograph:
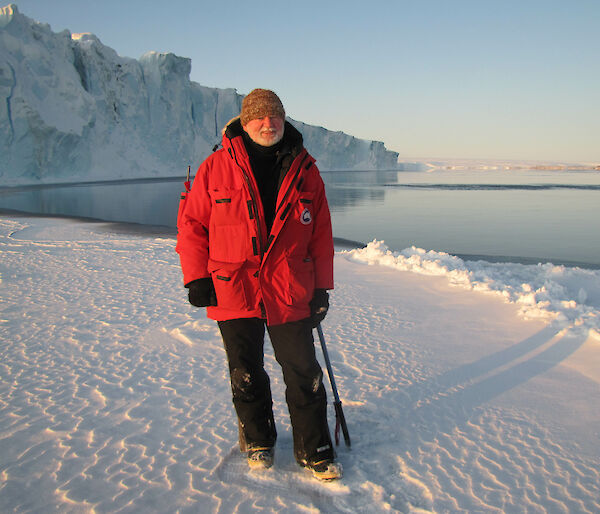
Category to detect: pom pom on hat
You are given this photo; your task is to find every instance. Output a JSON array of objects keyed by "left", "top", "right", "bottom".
[{"left": 240, "top": 89, "right": 285, "bottom": 126}]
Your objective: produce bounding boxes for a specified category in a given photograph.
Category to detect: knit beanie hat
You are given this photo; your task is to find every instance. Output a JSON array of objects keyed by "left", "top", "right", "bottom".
[{"left": 240, "top": 89, "right": 285, "bottom": 126}]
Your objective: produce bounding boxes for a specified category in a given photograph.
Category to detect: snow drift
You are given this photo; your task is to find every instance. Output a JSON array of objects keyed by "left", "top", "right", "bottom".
[
  {"left": 345, "top": 240, "right": 600, "bottom": 340},
  {"left": 0, "top": 4, "right": 399, "bottom": 185}
]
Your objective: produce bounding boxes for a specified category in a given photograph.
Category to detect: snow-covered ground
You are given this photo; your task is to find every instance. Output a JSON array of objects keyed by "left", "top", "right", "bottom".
[{"left": 1, "top": 214, "right": 599, "bottom": 513}]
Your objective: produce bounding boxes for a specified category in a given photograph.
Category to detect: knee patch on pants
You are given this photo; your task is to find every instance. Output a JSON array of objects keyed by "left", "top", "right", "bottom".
[
  {"left": 230, "top": 367, "right": 270, "bottom": 403},
  {"left": 231, "top": 367, "right": 253, "bottom": 395}
]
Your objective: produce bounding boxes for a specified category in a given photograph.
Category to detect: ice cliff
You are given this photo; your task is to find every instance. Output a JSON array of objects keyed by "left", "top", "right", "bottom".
[{"left": 0, "top": 5, "right": 399, "bottom": 184}]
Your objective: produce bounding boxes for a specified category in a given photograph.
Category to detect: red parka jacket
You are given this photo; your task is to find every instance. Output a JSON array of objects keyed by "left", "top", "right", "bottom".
[{"left": 176, "top": 118, "right": 334, "bottom": 326}]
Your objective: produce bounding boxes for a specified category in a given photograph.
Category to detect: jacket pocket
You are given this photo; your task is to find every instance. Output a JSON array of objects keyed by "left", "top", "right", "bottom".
[
  {"left": 208, "top": 188, "right": 249, "bottom": 262},
  {"left": 284, "top": 256, "right": 315, "bottom": 307},
  {"left": 208, "top": 261, "right": 250, "bottom": 311},
  {"left": 295, "top": 193, "right": 315, "bottom": 227},
  {"left": 209, "top": 223, "right": 248, "bottom": 262},
  {"left": 209, "top": 187, "right": 246, "bottom": 224}
]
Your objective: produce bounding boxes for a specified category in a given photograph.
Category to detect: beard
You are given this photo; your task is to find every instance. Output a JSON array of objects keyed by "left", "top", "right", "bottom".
[{"left": 258, "top": 128, "right": 284, "bottom": 146}]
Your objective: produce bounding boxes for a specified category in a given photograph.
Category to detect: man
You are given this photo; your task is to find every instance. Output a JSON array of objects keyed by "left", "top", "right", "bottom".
[{"left": 176, "top": 89, "right": 342, "bottom": 480}]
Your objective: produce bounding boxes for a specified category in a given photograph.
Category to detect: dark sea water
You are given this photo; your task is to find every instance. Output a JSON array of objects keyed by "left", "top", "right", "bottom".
[{"left": 1, "top": 168, "right": 599, "bottom": 268}]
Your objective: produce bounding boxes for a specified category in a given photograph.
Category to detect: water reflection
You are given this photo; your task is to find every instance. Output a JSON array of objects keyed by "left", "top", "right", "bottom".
[
  {"left": 0, "top": 179, "right": 183, "bottom": 228},
  {"left": 0, "top": 171, "right": 401, "bottom": 228}
]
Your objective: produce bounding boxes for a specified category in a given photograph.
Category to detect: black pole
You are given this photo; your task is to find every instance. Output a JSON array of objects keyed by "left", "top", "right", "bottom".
[{"left": 316, "top": 323, "right": 351, "bottom": 448}]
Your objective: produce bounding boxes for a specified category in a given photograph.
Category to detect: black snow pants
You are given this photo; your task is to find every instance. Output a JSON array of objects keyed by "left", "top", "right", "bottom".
[{"left": 218, "top": 317, "right": 334, "bottom": 465}]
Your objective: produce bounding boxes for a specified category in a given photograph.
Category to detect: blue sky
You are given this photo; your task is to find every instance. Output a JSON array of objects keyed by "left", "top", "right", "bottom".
[{"left": 11, "top": 0, "right": 600, "bottom": 163}]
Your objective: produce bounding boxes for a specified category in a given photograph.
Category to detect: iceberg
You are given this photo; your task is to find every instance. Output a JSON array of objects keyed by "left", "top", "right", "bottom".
[{"left": 0, "top": 4, "right": 399, "bottom": 185}]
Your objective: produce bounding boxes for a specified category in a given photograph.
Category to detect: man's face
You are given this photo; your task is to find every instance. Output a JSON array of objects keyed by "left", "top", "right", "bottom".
[{"left": 243, "top": 116, "right": 285, "bottom": 147}]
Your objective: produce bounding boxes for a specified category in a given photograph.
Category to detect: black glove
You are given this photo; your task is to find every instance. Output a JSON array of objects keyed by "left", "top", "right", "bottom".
[
  {"left": 186, "top": 278, "right": 217, "bottom": 307},
  {"left": 309, "top": 288, "right": 329, "bottom": 328}
]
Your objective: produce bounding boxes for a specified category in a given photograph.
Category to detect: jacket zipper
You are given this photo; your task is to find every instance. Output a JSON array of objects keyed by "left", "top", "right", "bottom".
[{"left": 227, "top": 142, "right": 265, "bottom": 260}]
